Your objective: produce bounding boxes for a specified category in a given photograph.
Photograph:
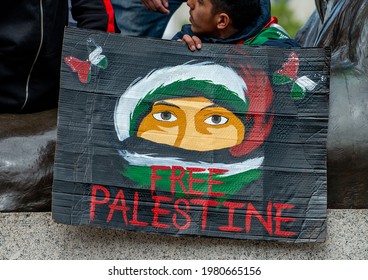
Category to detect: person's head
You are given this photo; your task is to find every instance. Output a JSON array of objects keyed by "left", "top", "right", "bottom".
[{"left": 187, "top": 0, "right": 261, "bottom": 37}]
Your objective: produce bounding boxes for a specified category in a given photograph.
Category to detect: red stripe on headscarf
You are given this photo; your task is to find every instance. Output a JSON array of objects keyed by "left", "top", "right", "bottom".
[{"left": 228, "top": 54, "right": 274, "bottom": 157}]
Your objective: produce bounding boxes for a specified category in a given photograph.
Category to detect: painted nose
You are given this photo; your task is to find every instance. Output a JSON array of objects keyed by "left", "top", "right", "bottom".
[{"left": 176, "top": 118, "right": 197, "bottom": 149}]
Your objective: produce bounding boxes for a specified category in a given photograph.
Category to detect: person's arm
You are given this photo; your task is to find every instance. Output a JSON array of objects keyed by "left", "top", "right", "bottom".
[
  {"left": 141, "top": 0, "right": 170, "bottom": 14},
  {"left": 71, "top": 0, "right": 120, "bottom": 33}
]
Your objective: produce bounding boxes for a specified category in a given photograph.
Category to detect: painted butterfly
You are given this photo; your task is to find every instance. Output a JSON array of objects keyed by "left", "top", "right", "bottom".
[
  {"left": 273, "top": 52, "right": 317, "bottom": 100},
  {"left": 64, "top": 45, "right": 108, "bottom": 84}
]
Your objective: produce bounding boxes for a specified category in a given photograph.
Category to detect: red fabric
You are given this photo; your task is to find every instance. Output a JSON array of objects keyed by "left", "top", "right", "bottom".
[
  {"left": 102, "top": 0, "right": 115, "bottom": 32},
  {"left": 236, "top": 16, "right": 279, "bottom": 46},
  {"left": 263, "top": 16, "right": 278, "bottom": 28}
]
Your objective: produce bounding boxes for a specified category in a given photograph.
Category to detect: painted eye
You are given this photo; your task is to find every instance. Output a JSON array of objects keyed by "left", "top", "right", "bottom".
[
  {"left": 152, "top": 111, "right": 177, "bottom": 122},
  {"left": 204, "top": 115, "right": 228, "bottom": 125}
]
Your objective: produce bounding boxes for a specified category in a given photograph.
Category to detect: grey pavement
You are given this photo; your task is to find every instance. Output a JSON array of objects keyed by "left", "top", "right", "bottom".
[{"left": 0, "top": 210, "right": 367, "bottom": 259}]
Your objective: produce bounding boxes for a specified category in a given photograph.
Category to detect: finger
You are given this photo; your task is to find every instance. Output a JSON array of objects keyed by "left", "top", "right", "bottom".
[
  {"left": 162, "top": 0, "right": 169, "bottom": 9},
  {"left": 155, "top": 0, "right": 170, "bottom": 14},
  {"left": 141, "top": 0, "right": 155, "bottom": 11},
  {"left": 182, "top": 34, "right": 197, "bottom": 52},
  {"left": 141, "top": 0, "right": 170, "bottom": 14},
  {"left": 192, "top": 36, "right": 202, "bottom": 50}
]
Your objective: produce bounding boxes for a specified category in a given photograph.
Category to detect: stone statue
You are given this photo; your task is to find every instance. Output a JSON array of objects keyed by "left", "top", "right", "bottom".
[
  {"left": 295, "top": 0, "right": 368, "bottom": 208},
  {"left": 0, "top": 110, "right": 57, "bottom": 211}
]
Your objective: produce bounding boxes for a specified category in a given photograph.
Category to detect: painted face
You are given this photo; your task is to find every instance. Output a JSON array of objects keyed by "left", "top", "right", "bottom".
[
  {"left": 187, "top": 0, "right": 219, "bottom": 36},
  {"left": 137, "top": 97, "right": 245, "bottom": 151}
]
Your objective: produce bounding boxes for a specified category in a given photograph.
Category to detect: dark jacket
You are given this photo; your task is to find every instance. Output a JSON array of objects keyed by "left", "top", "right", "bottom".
[
  {"left": 0, "top": 0, "right": 119, "bottom": 113},
  {"left": 172, "top": 0, "right": 300, "bottom": 48}
]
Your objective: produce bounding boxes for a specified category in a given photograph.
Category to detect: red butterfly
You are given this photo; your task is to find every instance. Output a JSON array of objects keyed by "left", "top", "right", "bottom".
[{"left": 64, "top": 46, "right": 108, "bottom": 84}]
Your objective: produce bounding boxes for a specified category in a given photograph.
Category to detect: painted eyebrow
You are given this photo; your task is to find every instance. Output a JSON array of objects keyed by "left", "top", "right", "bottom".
[
  {"left": 154, "top": 101, "right": 180, "bottom": 109},
  {"left": 199, "top": 104, "right": 222, "bottom": 112}
]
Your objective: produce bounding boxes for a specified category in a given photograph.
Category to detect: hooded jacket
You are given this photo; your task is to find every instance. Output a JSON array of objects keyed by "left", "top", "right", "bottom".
[
  {"left": 172, "top": 0, "right": 300, "bottom": 48},
  {"left": 0, "top": 0, "right": 119, "bottom": 113}
]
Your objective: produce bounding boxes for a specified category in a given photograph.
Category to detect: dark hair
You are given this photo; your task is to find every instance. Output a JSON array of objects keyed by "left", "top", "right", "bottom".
[{"left": 211, "top": 0, "right": 261, "bottom": 30}]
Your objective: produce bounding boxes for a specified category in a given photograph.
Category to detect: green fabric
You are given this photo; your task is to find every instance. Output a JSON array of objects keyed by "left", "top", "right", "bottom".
[{"left": 243, "top": 26, "right": 291, "bottom": 46}]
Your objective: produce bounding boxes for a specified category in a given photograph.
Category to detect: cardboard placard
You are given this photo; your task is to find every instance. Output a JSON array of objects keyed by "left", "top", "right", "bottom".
[{"left": 52, "top": 27, "right": 330, "bottom": 242}]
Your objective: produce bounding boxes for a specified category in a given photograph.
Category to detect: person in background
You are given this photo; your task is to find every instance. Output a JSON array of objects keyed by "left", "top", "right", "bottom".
[
  {"left": 173, "top": 0, "right": 300, "bottom": 51},
  {"left": 0, "top": 0, "right": 119, "bottom": 113},
  {"left": 112, "top": 0, "right": 186, "bottom": 38}
]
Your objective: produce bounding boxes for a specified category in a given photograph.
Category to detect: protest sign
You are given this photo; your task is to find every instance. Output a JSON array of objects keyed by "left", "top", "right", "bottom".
[{"left": 52, "top": 27, "right": 330, "bottom": 242}]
